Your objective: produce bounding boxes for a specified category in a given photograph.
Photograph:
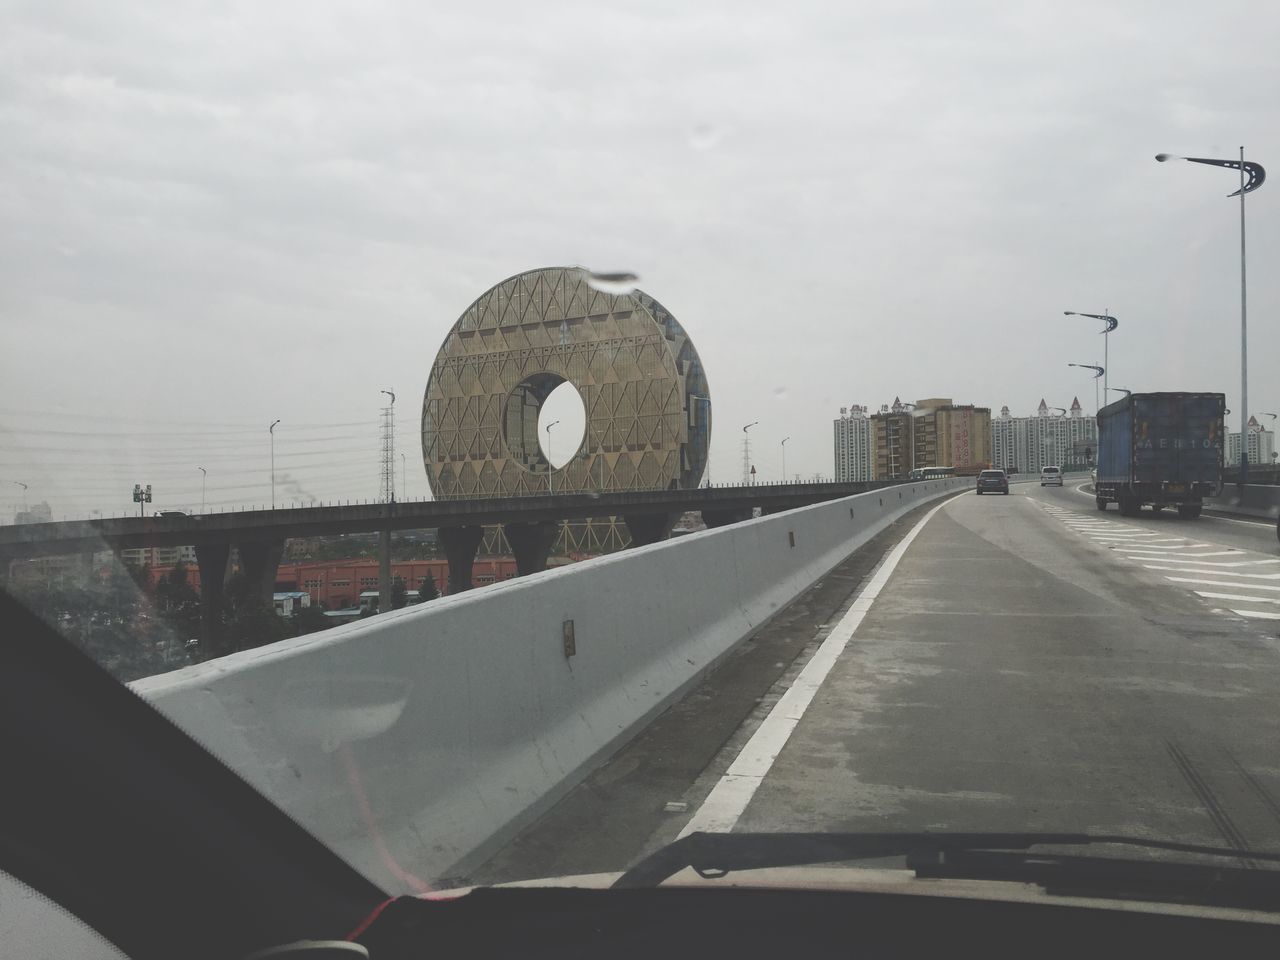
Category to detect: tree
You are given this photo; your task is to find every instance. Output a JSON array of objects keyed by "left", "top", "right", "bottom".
[
  {"left": 8, "top": 564, "right": 186, "bottom": 682},
  {"left": 418, "top": 573, "right": 439, "bottom": 602},
  {"left": 390, "top": 576, "right": 408, "bottom": 610},
  {"left": 292, "top": 603, "right": 331, "bottom": 636},
  {"left": 155, "top": 562, "right": 200, "bottom": 639},
  {"left": 225, "top": 600, "right": 290, "bottom": 651}
]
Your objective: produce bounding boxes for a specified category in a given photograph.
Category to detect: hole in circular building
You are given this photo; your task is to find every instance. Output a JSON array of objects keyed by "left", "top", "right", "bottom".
[{"left": 503, "top": 374, "right": 586, "bottom": 471}]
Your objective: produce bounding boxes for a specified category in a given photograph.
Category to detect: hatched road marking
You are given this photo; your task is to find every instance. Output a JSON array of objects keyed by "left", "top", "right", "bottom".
[{"left": 1038, "top": 500, "right": 1280, "bottom": 625}]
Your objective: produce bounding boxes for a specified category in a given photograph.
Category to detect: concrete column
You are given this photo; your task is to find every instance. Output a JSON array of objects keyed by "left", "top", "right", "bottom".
[
  {"left": 439, "top": 525, "right": 484, "bottom": 593},
  {"left": 237, "top": 540, "right": 284, "bottom": 608},
  {"left": 623, "top": 511, "right": 679, "bottom": 546},
  {"left": 378, "top": 527, "right": 392, "bottom": 613},
  {"left": 504, "top": 521, "right": 560, "bottom": 575},
  {"left": 701, "top": 507, "right": 753, "bottom": 529},
  {"left": 193, "top": 542, "right": 231, "bottom": 654}
]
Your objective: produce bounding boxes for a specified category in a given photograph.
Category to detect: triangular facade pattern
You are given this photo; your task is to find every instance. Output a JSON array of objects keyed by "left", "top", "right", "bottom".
[{"left": 422, "top": 267, "right": 711, "bottom": 496}]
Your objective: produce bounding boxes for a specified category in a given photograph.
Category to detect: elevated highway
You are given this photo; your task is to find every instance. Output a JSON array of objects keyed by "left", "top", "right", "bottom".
[{"left": 0, "top": 480, "right": 907, "bottom": 647}]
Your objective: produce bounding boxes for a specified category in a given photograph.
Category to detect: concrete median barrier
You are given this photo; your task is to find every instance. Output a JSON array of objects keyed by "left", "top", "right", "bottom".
[
  {"left": 1205, "top": 484, "right": 1280, "bottom": 521},
  {"left": 133, "top": 477, "right": 971, "bottom": 891}
]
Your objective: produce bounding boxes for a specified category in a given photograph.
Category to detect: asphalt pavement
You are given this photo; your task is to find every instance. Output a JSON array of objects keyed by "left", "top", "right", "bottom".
[{"left": 472, "top": 483, "right": 1280, "bottom": 882}]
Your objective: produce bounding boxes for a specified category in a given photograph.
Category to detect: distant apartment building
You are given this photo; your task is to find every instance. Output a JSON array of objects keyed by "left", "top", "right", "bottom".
[
  {"left": 912, "top": 398, "right": 992, "bottom": 475},
  {"left": 13, "top": 501, "right": 52, "bottom": 525},
  {"left": 120, "top": 545, "right": 198, "bottom": 567},
  {"left": 870, "top": 397, "right": 992, "bottom": 479},
  {"left": 870, "top": 399, "right": 915, "bottom": 480},
  {"left": 1226, "top": 417, "right": 1276, "bottom": 466},
  {"left": 833, "top": 405, "right": 874, "bottom": 481},
  {"left": 991, "top": 397, "right": 1098, "bottom": 474}
]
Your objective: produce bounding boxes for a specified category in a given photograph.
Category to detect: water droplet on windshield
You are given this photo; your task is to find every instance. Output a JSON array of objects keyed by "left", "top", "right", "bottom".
[
  {"left": 773, "top": 386, "right": 788, "bottom": 401},
  {"left": 580, "top": 270, "right": 640, "bottom": 295}
]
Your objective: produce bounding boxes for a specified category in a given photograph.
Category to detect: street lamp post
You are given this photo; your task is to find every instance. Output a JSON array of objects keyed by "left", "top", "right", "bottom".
[
  {"left": 545, "top": 420, "right": 560, "bottom": 493},
  {"left": 401, "top": 453, "right": 407, "bottom": 501},
  {"left": 198, "top": 466, "right": 206, "bottom": 513},
  {"left": 781, "top": 436, "right": 790, "bottom": 483},
  {"left": 742, "top": 421, "right": 759, "bottom": 485},
  {"left": 1068, "top": 363, "right": 1104, "bottom": 416},
  {"left": 1157, "top": 148, "right": 1265, "bottom": 483},
  {"left": 1064, "top": 311, "right": 1118, "bottom": 397},
  {"left": 269, "top": 419, "right": 280, "bottom": 510}
]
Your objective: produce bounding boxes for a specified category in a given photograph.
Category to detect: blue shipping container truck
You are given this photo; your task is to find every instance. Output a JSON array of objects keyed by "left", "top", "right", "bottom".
[{"left": 1094, "top": 392, "right": 1225, "bottom": 517}]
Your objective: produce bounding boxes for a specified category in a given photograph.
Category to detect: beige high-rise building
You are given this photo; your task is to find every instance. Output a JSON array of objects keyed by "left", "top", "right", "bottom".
[
  {"left": 915, "top": 400, "right": 992, "bottom": 475},
  {"left": 871, "top": 397, "right": 992, "bottom": 479}
]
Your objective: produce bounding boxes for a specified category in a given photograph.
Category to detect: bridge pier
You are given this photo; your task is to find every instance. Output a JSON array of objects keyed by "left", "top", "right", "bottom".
[
  {"left": 237, "top": 540, "right": 284, "bottom": 608},
  {"left": 194, "top": 542, "right": 231, "bottom": 654},
  {"left": 378, "top": 528, "right": 392, "bottom": 613},
  {"left": 623, "top": 512, "right": 679, "bottom": 546},
  {"left": 701, "top": 507, "right": 753, "bottom": 528},
  {"left": 504, "top": 521, "right": 561, "bottom": 575},
  {"left": 440, "top": 525, "right": 484, "bottom": 593}
]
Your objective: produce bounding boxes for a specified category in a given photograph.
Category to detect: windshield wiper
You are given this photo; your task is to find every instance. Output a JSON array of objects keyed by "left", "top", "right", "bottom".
[{"left": 613, "top": 832, "right": 1280, "bottom": 909}]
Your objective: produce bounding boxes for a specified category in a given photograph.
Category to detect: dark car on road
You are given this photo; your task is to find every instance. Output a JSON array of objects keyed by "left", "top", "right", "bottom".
[{"left": 976, "top": 469, "right": 1009, "bottom": 495}]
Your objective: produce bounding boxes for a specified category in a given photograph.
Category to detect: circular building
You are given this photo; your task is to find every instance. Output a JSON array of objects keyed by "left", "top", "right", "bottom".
[{"left": 422, "top": 267, "right": 710, "bottom": 497}]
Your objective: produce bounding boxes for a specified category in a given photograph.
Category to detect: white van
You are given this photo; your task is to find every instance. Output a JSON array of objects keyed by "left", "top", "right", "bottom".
[{"left": 1040, "top": 465, "right": 1063, "bottom": 487}]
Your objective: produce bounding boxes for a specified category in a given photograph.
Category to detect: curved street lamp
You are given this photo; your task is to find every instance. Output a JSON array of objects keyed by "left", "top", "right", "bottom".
[
  {"left": 1157, "top": 149, "right": 1265, "bottom": 483},
  {"left": 1068, "top": 363, "right": 1105, "bottom": 417},
  {"left": 198, "top": 466, "right": 207, "bottom": 513},
  {"left": 544, "top": 420, "right": 561, "bottom": 493},
  {"left": 1105, "top": 387, "right": 1132, "bottom": 399},
  {"left": 781, "top": 436, "right": 790, "bottom": 483},
  {"left": 1064, "top": 311, "right": 1118, "bottom": 396},
  {"left": 743, "top": 421, "right": 759, "bottom": 485}
]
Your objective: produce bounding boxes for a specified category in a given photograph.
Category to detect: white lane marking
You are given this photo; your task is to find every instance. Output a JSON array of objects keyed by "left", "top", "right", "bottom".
[
  {"left": 1204, "top": 514, "right": 1276, "bottom": 528},
  {"left": 1233, "top": 609, "right": 1280, "bottom": 620},
  {"left": 1112, "top": 547, "right": 1212, "bottom": 554},
  {"left": 1142, "top": 565, "right": 1280, "bottom": 579},
  {"left": 1166, "top": 577, "right": 1280, "bottom": 592},
  {"left": 1123, "top": 550, "right": 1240, "bottom": 558},
  {"left": 1090, "top": 539, "right": 1194, "bottom": 546},
  {"left": 678, "top": 494, "right": 962, "bottom": 836},
  {"left": 1084, "top": 533, "right": 1160, "bottom": 539},
  {"left": 1195, "top": 591, "right": 1280, "bottom": 605},
  {"left": 1125, "top": 557, "right": 1280, "bottom": 567}
]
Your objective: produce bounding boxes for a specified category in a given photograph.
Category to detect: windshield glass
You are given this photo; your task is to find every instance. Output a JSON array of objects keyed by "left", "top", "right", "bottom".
[{"left": 5, "top": 0, "right": 1280, "bottom": 935}]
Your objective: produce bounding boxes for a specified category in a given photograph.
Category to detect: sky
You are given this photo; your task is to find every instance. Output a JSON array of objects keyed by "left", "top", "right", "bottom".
[{"left": 2, "top": 0, "right": 1279, "bottom": 518}]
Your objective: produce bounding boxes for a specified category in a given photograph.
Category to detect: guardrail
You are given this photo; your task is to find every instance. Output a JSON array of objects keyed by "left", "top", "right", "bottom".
[{"left": 132, "top": 476, "right": 971, "bottom": 891}]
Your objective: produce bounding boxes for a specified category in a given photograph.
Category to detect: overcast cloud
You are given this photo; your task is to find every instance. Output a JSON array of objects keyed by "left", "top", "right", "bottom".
[{"left": 2, "top": 0, "right": 1278, "bottom": 516}]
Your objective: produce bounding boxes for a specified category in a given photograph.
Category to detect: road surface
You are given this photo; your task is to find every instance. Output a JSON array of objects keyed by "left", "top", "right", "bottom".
[{"left": 472, "top": 483, "right": 1280, "bottom": 883}]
